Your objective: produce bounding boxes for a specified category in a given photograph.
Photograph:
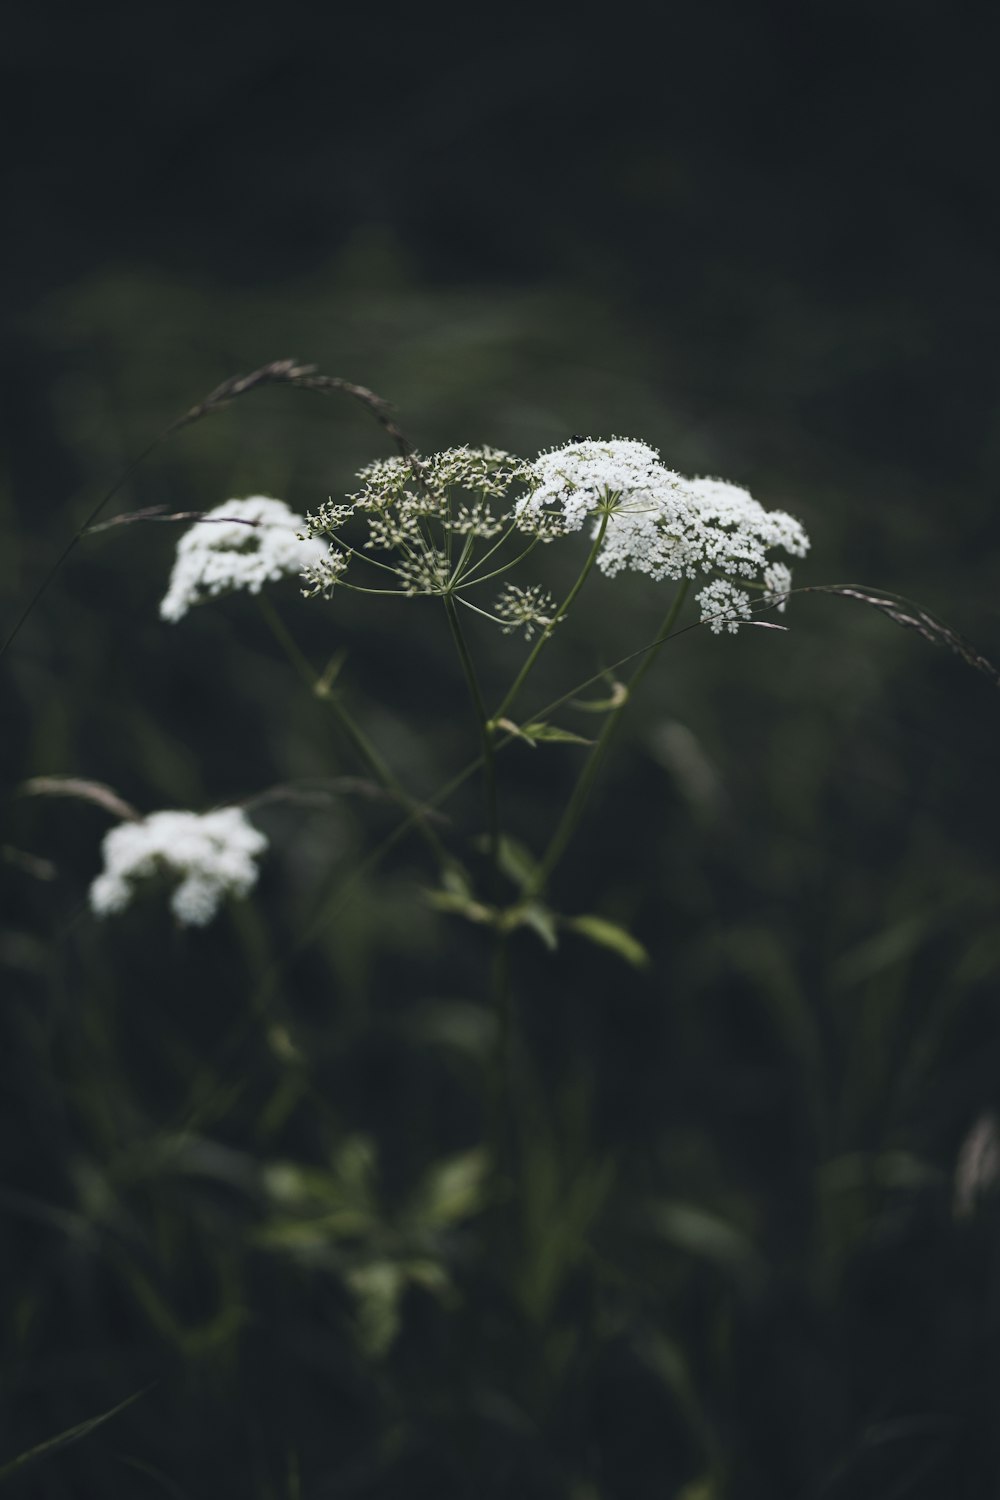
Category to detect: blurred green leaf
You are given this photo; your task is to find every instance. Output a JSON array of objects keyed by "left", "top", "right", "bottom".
[
  {"left": 117, "top": 1453, "right": 195, "bottom": 1499},
  {"left": 113, "top": 1253, "right": 246, "bottom": 1357},
  {"left": 345, "top": 1258, "right": 451, "bottom": 1359},
  {"left": 257, "top": 1137, "right": 380, "bottom": 1249},
  {"left": 424, "top": 887, "right": 494, "bottom": 924},
  {"left": 408, "top": 1148, "right": 487, "bottom": 1230},
  {"left": 568, "top": 680, "right": 628, "bottom": 714},
  {"left": 646, "top": 1201, "right": 762, "bottom": 1293},
  {"left": 345, "top": 1260, "right": 404, "bottom": 1358},
  {"left": 518, "top": 1148, "right": 615, "bottom": 1323},
  {"left": 405, "top": 999, "right": 498, "bottom": 1060},
  {"left": 0, "top": 1388, "right": 149, "bottom": 1485},
  {"left": 633, "top": 1331, "right": 722, "bottom": 1487},
  {"left": 507, "top": 900, "right": 559, "bottom": 951},
  {"left": 496, "top": 835, "right": 539, "bottom": 890},
  {"left": 565, "top": 914, "right": 649, "bottom": 969},
  {"left": 471, "top": 833, "right": 539, "bottom": 891}
]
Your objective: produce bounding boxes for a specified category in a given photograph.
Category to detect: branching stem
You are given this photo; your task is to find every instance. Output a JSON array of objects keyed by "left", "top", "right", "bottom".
[
  {"left": 443, "top": 595, "right": 500, "bottom": 886},
  {"left": 526, "top": 579, "right": 691, "bottom": 897},
  {"left": 492, "top": 511, "right": 610, "bottom": 724},
  {"left": 256, "top": 595, "right": 449, "bottom": 867}
]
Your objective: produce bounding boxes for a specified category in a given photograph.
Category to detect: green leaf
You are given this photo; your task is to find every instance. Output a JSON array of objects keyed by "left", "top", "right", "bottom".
[
  {"left": 521, "top": 721, "right": 594, "bottom": 746},
  {"left": 345, "top": 1258, "right": 452, "bottom": 1359},
  {"left": 409, "top": 1148, "right": 487, "bottom": 1229},
  {"left": 406, "top": 1000, "right": 498, "bottom": 1060},
  {"left": 0, "top": 1387, "right": 149, "bottom": 1484},
  {"left": 497, "top": 836, "right": 538, "bottom": 890},
  {"left": 344, "top": 1260, "right": 405, "bottom": 1358},
  {"left": 565, "top": 914, "right": 649, "bottom": 969},
  {"left": 471, "top": 834, "right": 539, "bottom": 891},
  {"left": 507, "top": 901, "right": 559, "bottom": 951},
  {"left": 646, "top": 1201, "right": 762, "bottom": 1292},
  {"left": 441, "top": 863, "right": 473, "bottom": 898},
  {"left": 568, "top": 681, "right": 629, "bottom": 714},
  {"left": 423, "top": 888, "right": 494, "bottom": 924},
  {"left": 633, "top": 1330, "right": 722, "bottom": 1478},
  {"left": 492, "top": 716, "right": 538, "bottom": 747}
]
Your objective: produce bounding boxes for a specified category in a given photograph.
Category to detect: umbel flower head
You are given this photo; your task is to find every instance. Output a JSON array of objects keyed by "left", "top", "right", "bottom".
[
  {"left": 90, "top": 807, "right": 268, "bottom": 927},
  {"left": 160, "top": 496, "right": 327, "bottom": 622},
  {"left": 302, "top": 447, "right": 561, "bottom": 635},
  {"left": 516, "top": 439, "right": 810, "bottom": 633},
  {"left": 302, "top": 446, "right": 534, "bottom": 599}
]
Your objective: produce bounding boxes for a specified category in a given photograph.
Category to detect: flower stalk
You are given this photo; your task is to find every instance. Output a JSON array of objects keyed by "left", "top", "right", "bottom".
[{"left": 525, "top": 579, "right": 691, "bottom": 899}]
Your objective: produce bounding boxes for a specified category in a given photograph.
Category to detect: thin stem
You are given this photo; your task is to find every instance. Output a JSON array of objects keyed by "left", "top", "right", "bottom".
[
  {"left": 256, "top": 595, "right": 448, "bottom": 866},
  {"left": 253, "top": 588, "right": 725, "bottom": 1008},
  {"left": 443, "top": 593, "right": 500, "bottom": 882},
  {"left": 456, "top": 527, "right": 538, "bottom": 588},
  {"left": 457, "top": 536, "right": 542, "bottom": 590},
  {"left": 454, "top": 595, "right": 505, "bottom": 625},
  {"left": 492, "top": 510, "right": 610, "bottom": 724},
  {"left": 486, "top": 923, "right": 517, "bottom": 1215},
  {"left": 526, "top": 579, "right": 691, "bottom": 898}
]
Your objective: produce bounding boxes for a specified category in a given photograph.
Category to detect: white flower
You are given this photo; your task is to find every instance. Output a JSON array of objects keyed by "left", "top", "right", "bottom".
[
  {"left": 521, "top": 439, "right": 810, "bottom": 634},
  {"left": 516, "top": 438, "right": 691, "bottom": 537},
  {"left": 160, "top": 496, "right": 328, "bottom": 621},
  {"left": 90, "top": 807, "right": 268, "bottom": 926}
]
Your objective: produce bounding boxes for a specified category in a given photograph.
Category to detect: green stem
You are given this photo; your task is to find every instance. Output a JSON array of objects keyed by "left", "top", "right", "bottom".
[
  {"left": 443, "top": 594, "right": 500, "bottom": 880},
  {"left": 526, "top": 579, "right": 691, "bottom": 898},
  {"left": 252, "top": 594, "right": 704, "bottom": 1003},
  {"left": 256, "top": 595, "right": 448, "bottom": 866},
  {"left": 486, "top": 928, "right": 516, "bottom": 1198},
  {"left": 492, "top": 511, "right": 610, "bottom": 724}
]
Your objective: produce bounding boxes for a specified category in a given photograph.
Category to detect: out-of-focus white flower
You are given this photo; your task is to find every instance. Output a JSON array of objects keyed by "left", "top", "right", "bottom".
[
  {"left": 160, "top": 496, "right": 327, "bottom": 621},
  {"left": 90, "top": 807, "right": 268, "bottom": 926},
  {"left": 519, "top": 440, "right": 810, "bottom": 633}
]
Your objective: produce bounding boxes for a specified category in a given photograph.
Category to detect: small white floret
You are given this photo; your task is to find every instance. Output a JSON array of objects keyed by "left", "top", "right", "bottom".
[
  {"left": 695, "top": 579, "right": 754, "bottom": 634},
  {"left": 762, "top": 561, "right": 793, "bottom": 612}
]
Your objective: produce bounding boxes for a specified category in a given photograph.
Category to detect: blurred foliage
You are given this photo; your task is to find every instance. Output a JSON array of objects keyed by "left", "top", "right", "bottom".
[{"left": 4, "top": 6, "right": 1000, "bottom": 1492}]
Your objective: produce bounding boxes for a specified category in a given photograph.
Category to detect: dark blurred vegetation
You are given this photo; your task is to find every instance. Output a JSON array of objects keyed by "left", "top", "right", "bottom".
[{"left": 3, "top": 2, "right": 1000, "bottom": 1495}]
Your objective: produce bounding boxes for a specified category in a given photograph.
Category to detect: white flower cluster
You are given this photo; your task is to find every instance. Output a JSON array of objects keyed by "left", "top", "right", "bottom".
[
  {"left": 517, "top": 439, "right": 694, "bottom": 537},
  {"left": 516, "top": 439, "right": 810, "bottom": 633},
  {"left": 90, "top": 807, "right": 268, "bottom": 927},
  {"left": 160, "top": 496, "right": 327, "bottom": 622}
]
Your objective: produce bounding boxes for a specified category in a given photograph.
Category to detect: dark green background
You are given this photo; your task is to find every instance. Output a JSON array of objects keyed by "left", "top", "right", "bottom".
[{"left": 3, "top": 3, "right": 1000, "bottom": 1496}]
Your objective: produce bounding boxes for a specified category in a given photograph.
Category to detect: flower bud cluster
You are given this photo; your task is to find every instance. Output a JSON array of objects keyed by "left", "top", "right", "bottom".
[
  {"left": 494, "top": 583, "right": 560, "bottom": 639},
  {"left": 303, "top": 447, "right": 538, "bottom": 609}
]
